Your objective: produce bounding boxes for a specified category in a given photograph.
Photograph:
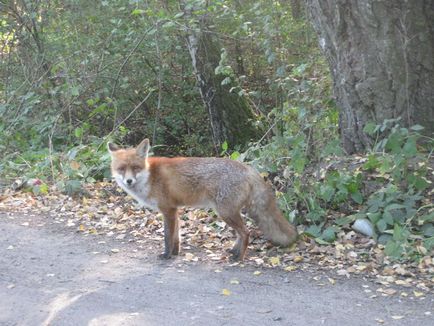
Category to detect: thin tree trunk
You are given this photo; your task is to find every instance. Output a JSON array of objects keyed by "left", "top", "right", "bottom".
[
  {"left": 289, "top": 0, "right": 303, "bottom": 20},
  {"left": 184, "top": 13, "right": 259, "bottom": 152},
  {"left": 306, "top": 0, "right": 434, "bottom": 153}
]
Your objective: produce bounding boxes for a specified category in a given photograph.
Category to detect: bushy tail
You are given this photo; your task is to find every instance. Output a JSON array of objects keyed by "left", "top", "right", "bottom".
[{"left": 247, "top": 176, "right": 297, "bottom": 247}]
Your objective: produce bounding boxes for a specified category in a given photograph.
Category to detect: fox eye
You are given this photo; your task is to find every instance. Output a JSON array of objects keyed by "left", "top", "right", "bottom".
[
  {"left": 132, "top": 165, "right": 142, "bottom": 173},
  {"left": 117, "top": 165, "right": 126, "bottom": 173}
]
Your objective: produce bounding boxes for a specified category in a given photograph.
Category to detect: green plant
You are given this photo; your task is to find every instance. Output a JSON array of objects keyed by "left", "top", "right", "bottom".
[{"left": 344, "top": 121, "right": 434, "bottom": 260}]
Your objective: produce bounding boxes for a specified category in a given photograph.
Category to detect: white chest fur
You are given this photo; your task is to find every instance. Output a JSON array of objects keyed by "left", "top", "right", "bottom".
[{"left": 114, "top": 172, "right": 159, "bottom": 211}]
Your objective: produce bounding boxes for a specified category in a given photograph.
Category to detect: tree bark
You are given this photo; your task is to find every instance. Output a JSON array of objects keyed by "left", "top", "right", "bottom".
[
  {"left": 305, "top": 0, "right": 434, "bottom": 153},
  {"left": 184, "top": 13, "right": 259, "bottom": 152},
  {"left": 289, "top": 0, "right": 303, "bottom": 20}
]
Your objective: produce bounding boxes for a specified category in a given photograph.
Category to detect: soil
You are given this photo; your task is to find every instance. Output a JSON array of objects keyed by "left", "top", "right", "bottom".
[{"left": 1, "top": 212, "right": 433, "bottom": 326}]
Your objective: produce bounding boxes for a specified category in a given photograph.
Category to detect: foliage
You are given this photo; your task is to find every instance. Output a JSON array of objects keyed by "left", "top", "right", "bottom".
[
  {"left": 0, "top": 1, "right": 432, "bottom": 264},
  {"left": 249, "top": 115, "right": 432, "bottom": 262}
]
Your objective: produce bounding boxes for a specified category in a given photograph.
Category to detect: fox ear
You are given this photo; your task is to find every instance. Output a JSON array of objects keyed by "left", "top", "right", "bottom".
[
  {"left": 136, "top": 138, "right": 150, "bottom": 159},
  {"left": 107, "top": 142, "right": 120, "bottom": 154}
]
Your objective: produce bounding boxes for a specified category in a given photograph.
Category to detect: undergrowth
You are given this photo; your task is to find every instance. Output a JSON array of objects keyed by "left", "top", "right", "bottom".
[{"left": 247, "top": 117, "right": 433, "bottom": 262}]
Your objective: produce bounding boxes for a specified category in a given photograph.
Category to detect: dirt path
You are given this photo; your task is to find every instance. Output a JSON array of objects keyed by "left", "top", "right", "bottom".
[{"left": 0, "top": 212, "right": 433, "bottom": 326}]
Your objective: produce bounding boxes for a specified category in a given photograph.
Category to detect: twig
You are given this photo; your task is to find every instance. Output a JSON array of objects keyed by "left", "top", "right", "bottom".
[{"left": 100, "top": 90, "right": 155, "bottom": 150}]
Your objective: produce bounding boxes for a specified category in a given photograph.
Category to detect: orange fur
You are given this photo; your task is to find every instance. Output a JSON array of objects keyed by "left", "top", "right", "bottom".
[{"left": 108, "top": 139, "right": 297, "bottom": 260}]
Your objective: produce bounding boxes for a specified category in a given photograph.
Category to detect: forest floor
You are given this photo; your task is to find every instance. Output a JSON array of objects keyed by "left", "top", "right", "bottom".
[
  {"left": 1, "top": 211, "right": 433, "bottom": 326},
  {"left": 0, "top": 183, "right": 433, "bottom": 325}
]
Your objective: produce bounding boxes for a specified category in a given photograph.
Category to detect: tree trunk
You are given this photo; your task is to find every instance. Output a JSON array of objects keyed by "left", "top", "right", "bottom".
[
  {"left": 184, "top": 14, "right": 259, "bottom": 152},
  {"left": 289, "top": 0, "right": 303, "bottom": 20},
  {"left": 305, "top": 0, "right": 434, "bottom": 153}
]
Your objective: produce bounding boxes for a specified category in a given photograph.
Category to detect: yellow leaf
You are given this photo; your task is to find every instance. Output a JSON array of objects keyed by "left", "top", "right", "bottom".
[
  {"left": 413, "top": 291, "right": 424, "bottom": 297},
  {"left": 78, "top": 224, "right": 85, "bottom": 231},
  {"left": 293, "top": 256, "right": 303, "bottom": 263},
  {"left": 395, "top": 280, "right": 408, "bottom": 286},
  {"left": 221, "top": 288, "right": 231, "bottom": 296},
  {"left": 184, "top": 253, "right": 194, "bottom": 261},
  {"left": 253, "top": 271, "right": 262, "bottom": 276},
  {"left": 284, "top": 265, "right": 297, "bottom": 272},
  {"left": 269, "top": 256, "right": 280, "bottom": 266},
  {"left": 328, "top": 278, "right": 336, "bottom": 285}
]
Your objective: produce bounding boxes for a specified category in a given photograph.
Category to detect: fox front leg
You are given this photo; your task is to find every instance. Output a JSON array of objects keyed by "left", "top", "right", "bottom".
[{"left": 159, "top": 207, "right": 180, "bottom": 259}]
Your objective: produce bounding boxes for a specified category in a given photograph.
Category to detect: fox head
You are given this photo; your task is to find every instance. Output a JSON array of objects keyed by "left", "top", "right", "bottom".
[{"left": 107, "top": 138, "right": 150, "bottom": 188}]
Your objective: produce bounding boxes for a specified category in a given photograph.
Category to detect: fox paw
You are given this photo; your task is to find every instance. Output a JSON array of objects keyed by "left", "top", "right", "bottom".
[{"left": 158, "top": 253, "right": 172, "bottom": 260}]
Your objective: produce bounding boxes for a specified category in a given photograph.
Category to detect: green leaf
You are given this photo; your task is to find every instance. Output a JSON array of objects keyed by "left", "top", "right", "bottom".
[
  {"left": 63, "top": 180, "right": 82, "bottom": 196},
  {"left": 319, "top": 184, "right": 335, "bottom": 202},
  {"left": 382, "top": 211, "right": 394, "bottom": 225},
  {"left": 385, "top": 203, "right": 406, "bottom": 211},
  {"left": 221, "top": 141, "right": 228, "bottom": 151},
  {"left": 39, "top": 183, "right": 49, "bottom": 194},
  {"left": 335, "top": 215, "right": 357, "bottom": 226},
  {"left": 292, "top": 155, "right": 306, "bottom": 175},
  {"left": 321, "top": 227, "right": 336, "bottom": 242},
  {"left": 363, "top": 122, "right": 377, "bottom": 135},
  {"left": 221, "top": 77, "right": 232, "bottom": 86},
  {"left": 131, "top": 9, "right": 145, "bottom": 16},
  {"left": 385, "top": 132, "right": 403, "bottom": 154},
  {"left": 363, "top": 154, "right": 381, "bottom": 170},
  {"left": 304, "top": 225, "right": 321, "bottom": 238},
  {"left": 366, "top": 211, "right": 381, "bottom": 224},
  {"left": 314, "top": 237, "right": 331, "bottom": 245},
  {"left": 230, "top": 151, "right": 240, "bottom": 160},
  {"left": 376, "top": 219, "right": 388, "bottom": 233},
  {"left": 306, "top": 208, "right": 325, "bottom": 222},
  {"left": 410, "top": 124, "right": 424, "bottom": 131},
  {"left": 407, "top": 174, "right": 429, "bottom": 191},
  {"left": 421, "top": 224, "right": 434, "bottom": 237},
  {"left": 351, "top": 191, "right": 363, "bottom": 204},
  {"left": 384, "top": 240, "right": 403, "bottom": 258},
  {"left": 402, "top": 136, "right": 417, "bottom": 157},
  {"left": 423, "top": 237, "right": 434, "bottom": 251},
  {"left": 392, "top": 224, "right": 407, "bottom": 241},
  {"left": 71, "top": 86, "right": 79, "bottom": 97},
  {"left": 74, "top": 127, "right": 83, "bottom": 139}
]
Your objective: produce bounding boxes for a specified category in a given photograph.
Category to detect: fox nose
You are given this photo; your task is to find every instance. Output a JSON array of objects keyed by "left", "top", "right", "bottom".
[{"left": 126, "top": 178, "right": 133, "bottom": 185}]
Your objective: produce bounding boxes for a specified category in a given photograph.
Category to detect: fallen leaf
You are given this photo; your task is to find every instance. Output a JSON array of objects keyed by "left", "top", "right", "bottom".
[
  {"left": 221, "top": 288, "right": 231, "bottom": 296},
  {"left": 253, "top": 271, "right": 262, "bottom": 276},
  {"left": 376, "top": 288, "right": 397, "bottom": 296},
  {"left": 269, "top": 256, "right": 280, "bottom": 266},
  {"left": 284, "top": 265, "right": 297, "bottom": 272},
  {"left": 293, "top": 256, "right": 303, "bottom": 263},
  {"left": 391, "top": 315, "right": 404, "bottom": 320}
]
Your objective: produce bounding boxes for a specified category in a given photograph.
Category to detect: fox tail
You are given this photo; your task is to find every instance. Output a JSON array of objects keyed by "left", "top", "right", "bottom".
[{"left": 247, "top": 175, "right": 297, "bottom": 246}]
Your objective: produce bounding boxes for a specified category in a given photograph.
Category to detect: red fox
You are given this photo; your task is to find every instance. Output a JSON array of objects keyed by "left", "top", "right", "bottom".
[{"left": 108, "top": 139, "right": 297, "bottom": 261}]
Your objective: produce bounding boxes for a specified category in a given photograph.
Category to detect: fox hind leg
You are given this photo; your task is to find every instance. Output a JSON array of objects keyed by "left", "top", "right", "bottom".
[{"left": 218, "top": 210, "right": 250, "bottom": 261}]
